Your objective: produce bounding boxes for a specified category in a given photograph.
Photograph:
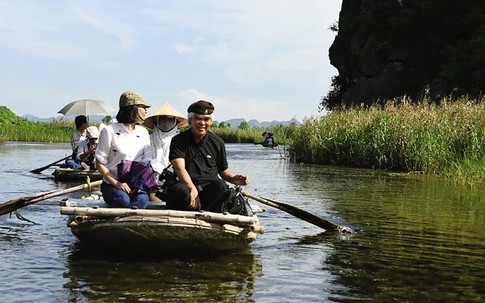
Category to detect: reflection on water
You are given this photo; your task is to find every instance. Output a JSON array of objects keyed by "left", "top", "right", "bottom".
[
  {"left": 289, "top": 165, "right": 485, "bottom": 303},
  {"left": 64, "top": 248, "right": 261, "bottom": 302},
  {"left": 0, "top": 142, "right": 484, "bottom": 302}
]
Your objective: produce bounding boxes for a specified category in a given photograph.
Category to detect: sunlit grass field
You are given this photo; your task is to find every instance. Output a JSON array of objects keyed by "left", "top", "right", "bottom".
[{"left": 0, "top": 107, "right": 72, "bottom": 142}]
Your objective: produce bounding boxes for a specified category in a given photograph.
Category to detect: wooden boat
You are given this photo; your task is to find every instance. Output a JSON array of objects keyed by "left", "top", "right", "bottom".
[
  {"left": 53, "top": 167, "right": 103, "bottom": 182},
  {"left": 59, "top": 198, "right": 265, "bottom": 252},
  {"left": 261, "top": 141, "right": 278, "bottom": 148},
  {"left": 254, "top": 141, "right": 278, "bottom": 148}
]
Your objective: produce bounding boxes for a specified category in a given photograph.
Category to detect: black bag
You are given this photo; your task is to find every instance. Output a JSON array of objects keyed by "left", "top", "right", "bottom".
[
  {"left": 219, "top": 187, "right": 252, "bottom": 216},
  {"left": 155, "top": 165, "right": 178, "bottom": 201}
]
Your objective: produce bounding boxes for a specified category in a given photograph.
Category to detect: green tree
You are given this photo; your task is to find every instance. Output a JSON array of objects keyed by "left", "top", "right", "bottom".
[{"left": 238, "top": 121, "right": 249, "bottom": 130}]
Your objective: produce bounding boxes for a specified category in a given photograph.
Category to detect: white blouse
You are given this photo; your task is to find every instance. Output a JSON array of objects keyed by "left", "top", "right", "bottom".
[{"left": 95, "top": 122, "right": 152, "bottom": 180}]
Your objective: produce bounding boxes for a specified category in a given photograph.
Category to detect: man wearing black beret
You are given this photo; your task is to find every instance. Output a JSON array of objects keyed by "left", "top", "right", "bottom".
[{"left": 164, "top": 100, "right": 249, "bottom": 211}]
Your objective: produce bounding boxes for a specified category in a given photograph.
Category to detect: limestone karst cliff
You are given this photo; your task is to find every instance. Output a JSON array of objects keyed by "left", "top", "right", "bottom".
[{"left": 322, "top": 0, "right": 485, "bottom": 110}]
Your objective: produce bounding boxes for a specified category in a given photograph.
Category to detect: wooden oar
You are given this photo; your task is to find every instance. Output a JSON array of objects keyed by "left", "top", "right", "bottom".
[
  {"left": 30, "top": 155, "right": 72, "bottom": 174},
  {"left": 0, "top": 180, "right": 102, "bottom": 216},
  {"left": 241, "top": 190, "right": 353, "bottom": 233}
]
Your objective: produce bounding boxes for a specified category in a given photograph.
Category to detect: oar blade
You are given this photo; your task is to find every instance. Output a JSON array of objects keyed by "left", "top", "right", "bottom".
[
  {"left": 30, "top": 167, "right": 49, "bottom": 174},
  {"left": 260, "top": 196, "right": 340, "bottom": 231},
  {"left": 242, "top": 191, "right": 353, "bottom": 233},
  {"left": 30, "top": 155, "right": 71, "bottom": 174}
]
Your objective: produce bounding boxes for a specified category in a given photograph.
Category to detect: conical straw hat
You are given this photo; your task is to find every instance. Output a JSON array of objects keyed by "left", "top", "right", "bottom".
[{"left": 143, "top": 102, "right": 187, "bottom": 129}]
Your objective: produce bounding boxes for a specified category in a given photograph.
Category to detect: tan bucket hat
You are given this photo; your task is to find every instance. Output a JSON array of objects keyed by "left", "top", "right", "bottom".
[
  {"left": 119, "top": 91, "right": 152, "bottom": 108},
  {"left": 143, "top": 103, "right": 187, "bottom": 129}
]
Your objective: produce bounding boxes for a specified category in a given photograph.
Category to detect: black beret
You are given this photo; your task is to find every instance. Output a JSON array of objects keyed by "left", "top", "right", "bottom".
[{"left": 187, "top": 100, "right": 214, "bottom": 115}]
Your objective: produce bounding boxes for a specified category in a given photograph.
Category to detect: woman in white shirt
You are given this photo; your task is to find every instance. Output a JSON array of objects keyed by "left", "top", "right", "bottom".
[{"left": 95, "top": 91, "right": 152, "bottom": 209}]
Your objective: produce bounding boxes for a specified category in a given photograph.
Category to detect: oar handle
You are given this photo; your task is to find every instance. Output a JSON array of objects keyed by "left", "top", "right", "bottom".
[
  {"left": 0, "top": 180, "right": 103, "bottom": 216},
  {"left": 241, "top": 191, "right": 280, "bottom": 208}
]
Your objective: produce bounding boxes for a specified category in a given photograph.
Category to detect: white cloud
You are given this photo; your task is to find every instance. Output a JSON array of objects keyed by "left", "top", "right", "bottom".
[
  {"left": 0, "top": 1, "right": 87, "bottom": 59},
  {"left": 145, "top": 0, "right": 338, "bottom": 88},
  {"left": 174, "top": 43, "right": 194, "bottom": 54},
  {"left": 71, "top": 6, "right": 135, "bottom": 52},
  {"left": 178, "top": 88, "right": 211, "bottom": 102},
  {"left": 1, "top": 0, "right": 342, "bottom": 123}
]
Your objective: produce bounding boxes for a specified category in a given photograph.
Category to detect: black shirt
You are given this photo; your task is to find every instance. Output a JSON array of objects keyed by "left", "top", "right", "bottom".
[{"left": 169, "top": 130, "right": 228, "bottom": 185}]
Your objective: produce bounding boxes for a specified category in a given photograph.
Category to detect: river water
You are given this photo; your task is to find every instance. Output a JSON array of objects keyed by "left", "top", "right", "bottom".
[{"left": 0, "top": 141, "right": 484, "bottom": 303}]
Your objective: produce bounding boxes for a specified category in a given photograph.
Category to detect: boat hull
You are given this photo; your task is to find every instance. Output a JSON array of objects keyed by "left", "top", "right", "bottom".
[
  {"left": 60, "top": 201, "right": 264, "bottom": 253},
  {"left": 53, "top": 168, "right": 102, "bottom": 182},
  {"left": 262, "top": 142, "right": 277, "bottom": 148}
]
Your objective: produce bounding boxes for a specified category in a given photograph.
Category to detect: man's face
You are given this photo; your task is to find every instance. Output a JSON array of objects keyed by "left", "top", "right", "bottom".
[{"left": 191, "top": 114, "right": 212, "bottom": 137}]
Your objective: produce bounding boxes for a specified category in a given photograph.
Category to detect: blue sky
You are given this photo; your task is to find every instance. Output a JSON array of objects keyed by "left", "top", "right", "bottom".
[{"left": 0, "top": 0, "right": 341, "bottom": 122}]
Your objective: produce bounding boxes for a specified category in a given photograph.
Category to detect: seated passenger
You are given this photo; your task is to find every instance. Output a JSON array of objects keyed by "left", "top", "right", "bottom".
[{"left": 77, "top": 126, "right": 99, "bottom": 171}]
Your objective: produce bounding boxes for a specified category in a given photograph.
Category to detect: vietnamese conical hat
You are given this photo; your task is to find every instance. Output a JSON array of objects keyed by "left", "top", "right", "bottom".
[{"left": 143, "top": 102, "right": 187, "bottom": 129}]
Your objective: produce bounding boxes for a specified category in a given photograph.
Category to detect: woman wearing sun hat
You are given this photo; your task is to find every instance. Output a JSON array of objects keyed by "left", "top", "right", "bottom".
[
  {"left": 143, "top": 103, "right": 187, "bottom": 201},
  {"left": 95, "top": 91, "right": 153, "bottom": 209},
  {"left": 144, "top": 103, "right": 187, "bottom": 175}
]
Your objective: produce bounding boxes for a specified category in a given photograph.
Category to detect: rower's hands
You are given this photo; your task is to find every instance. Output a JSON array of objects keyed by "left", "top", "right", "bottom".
[{"left": 232, "top": 174, "right": 249, "bottom": 186}]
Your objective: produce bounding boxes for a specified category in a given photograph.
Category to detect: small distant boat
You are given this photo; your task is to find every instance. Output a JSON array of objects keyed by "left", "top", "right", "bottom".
[
  {"left": 53, "top": 167, "right": 103, "bottom": 182},
  {"left": 255, "top": 141, "right": 278, "bottom": 148},
  {"left": 260, "top": 131, "right": 277, "bottom": 148},
  {"left": 59, "top": 198, "right": 265, "bottom": 252},
  {"left": 261, "top": 141, "right": 278, "bottom": 148}
]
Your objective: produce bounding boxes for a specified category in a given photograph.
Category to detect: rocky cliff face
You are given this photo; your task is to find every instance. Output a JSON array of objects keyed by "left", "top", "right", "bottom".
[{"left": 324, "top": 0, "right": 485, "bottom": 110}]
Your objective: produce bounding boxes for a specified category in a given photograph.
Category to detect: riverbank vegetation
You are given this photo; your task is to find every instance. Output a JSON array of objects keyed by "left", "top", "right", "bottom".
[
  {"left": 2, "top": 98, "right": 485, "bottom": 185},
  {"left": 290, "top": 97, "right": 485, "bottom": 185},
  {"left": 0, "top": 106, "right": 72, "bottom": 142},
  {"left": 0, "top": 105, "right": 294, "bottom": 144},
  {"left": 211, "top": 122, "right": 295, "bottom": 145}
]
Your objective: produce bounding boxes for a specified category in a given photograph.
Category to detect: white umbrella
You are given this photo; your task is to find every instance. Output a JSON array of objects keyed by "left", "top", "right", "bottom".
[{"left": 58, "top": 99, "right": 117, "bottom": 116}]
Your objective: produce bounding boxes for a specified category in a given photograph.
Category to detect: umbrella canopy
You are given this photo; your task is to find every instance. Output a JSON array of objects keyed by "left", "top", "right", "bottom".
[{"left": 58, "top": 99, "right": 117, "bottom": 116}]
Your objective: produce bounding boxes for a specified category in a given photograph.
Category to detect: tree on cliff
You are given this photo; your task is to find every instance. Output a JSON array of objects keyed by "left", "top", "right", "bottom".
[{"left": 321, "top": 0, "right": 485, "bottom": 111}]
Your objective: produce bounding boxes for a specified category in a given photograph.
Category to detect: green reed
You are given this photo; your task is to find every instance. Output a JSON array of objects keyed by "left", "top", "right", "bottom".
[
  {"left": 0, "top": 113, "right": 294, "bottom": 145},
  {"left": 290, "top": 97, "right": 485, "bottom": 184},
  {"left": 0, "top": 119, "right": 76, "bottom": 142},
  {"left": 211, "top": 124, "right": 295, "bottom": 144}
]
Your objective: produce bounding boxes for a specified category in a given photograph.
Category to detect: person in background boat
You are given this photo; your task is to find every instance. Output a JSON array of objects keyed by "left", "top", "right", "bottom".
[
  {"left": 76, "top": 126, "right": 99, "bottom": 171},
  {"left": 164, "top": 100, "right": 249, "bottom": 211},
  {"left": 65, "top": 115, "right": 88, "bottom": 170},
  {"left": 95, "top": 91, "right": 152, "bottom": 209},
  {"left": 143, "top": 103, "right": 187, "bottom": 201},
  {"left": 262, "top": 131, "right": 275, "bottom": 146}
]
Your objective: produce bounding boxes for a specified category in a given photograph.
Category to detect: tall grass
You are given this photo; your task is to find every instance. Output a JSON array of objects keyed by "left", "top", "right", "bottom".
[
  {"left": 0, "top": 106, "right": 74, "bottom": 142},
  {"left": 290, "top": 97, "right": 485, "bottom": 184},
  {"left": 211, "top": 124, "right": 297, "bottom": 144},
  {"left": 4, "top": 100, "right": 484, "bottom": 184},
  {"left": 0, "top": 117, "right": 295, "bottom": 145},
  {"left": 0, "top": 120, "right": 79, "bottom": 142}
]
